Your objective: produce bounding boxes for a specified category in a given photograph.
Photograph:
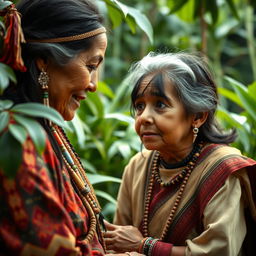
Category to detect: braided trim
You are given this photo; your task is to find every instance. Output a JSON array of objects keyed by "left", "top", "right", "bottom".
[{"left": 26, "top": 27, "right": 106, "bottom": 43}]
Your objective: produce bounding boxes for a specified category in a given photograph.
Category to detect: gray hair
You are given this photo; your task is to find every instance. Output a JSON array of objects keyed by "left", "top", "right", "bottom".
[{"left": 129, "top": 51, "right": 236, "bottom": 144}]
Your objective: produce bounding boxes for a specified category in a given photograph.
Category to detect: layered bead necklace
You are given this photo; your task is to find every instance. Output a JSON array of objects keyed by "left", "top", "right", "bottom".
[
  {"left": 142, "top": 142, "right": 204, "bottom": 240},
  {"left": 51, "top": 125, "right": 105, "bottom": 249}
]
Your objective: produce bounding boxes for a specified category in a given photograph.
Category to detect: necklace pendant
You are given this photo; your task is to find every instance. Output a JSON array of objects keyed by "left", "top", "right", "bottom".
[{"left": 81, "top": 183, "right": 91, "bottom": 196}]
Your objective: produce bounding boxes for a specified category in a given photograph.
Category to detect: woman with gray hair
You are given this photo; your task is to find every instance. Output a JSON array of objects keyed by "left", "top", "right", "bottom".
[{"left": 104, "top": 52, "right": 256, "bottom": 256}]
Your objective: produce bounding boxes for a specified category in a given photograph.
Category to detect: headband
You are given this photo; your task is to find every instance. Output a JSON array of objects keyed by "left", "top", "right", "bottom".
[{"left": 26, "top": 27, "right": 106, "bottom": 43}]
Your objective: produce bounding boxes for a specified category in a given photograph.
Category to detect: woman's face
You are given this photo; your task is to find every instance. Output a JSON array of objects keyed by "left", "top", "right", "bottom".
[
  {"left": 46, "top": 33, "right": 107, "bottom": 121},
  {"left": 134, "top": 75, "right": 195, "bottom": 159}
]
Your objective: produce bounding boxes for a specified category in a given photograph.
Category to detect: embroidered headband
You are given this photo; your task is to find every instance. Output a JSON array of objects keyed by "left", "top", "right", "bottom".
[{"left": 26, "top": 27, "right": 106, "bottom": 43}]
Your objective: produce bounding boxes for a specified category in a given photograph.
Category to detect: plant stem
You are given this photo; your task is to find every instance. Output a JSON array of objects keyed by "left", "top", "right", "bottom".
[{"left": 245, "top": 5, "right": 256, "bottom": 81}]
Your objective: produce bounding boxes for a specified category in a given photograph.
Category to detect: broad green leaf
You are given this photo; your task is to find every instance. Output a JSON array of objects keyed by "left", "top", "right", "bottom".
[
  {"left": 98, "top": 81, "right": 115, "bottom": 99},
  {"left": 0, "top": 130, "right": 22, "bottom": 178},
  {"left": 105, "top": 113, "right": 134, "bottom": 124},
  {"left": 9, "top": 124, "right": 27, "bottom": 145},
  {"left": 117, "top": 142, "right": 131, "bottom": 158},
  {"left": 0, "top": 99, "right": 13, "bottom": 110},
  {"left": 94, "top": 189, "right": 117, "bottom": 205},
  {"left": 225, "top": 0, "right": 239, "bottom": 20},
  {"left": 0, "top": 20, "right": 5, "bottom": 31},
  {"left": 0, "top": 63, "right": 16, "bottom": 94},
  {"left": 92, "top": 138, "right": 106, "bottom": 159},
  {"left": 11, "top": 103, "right": 66, "bottom": 127},
  {"left": 69, "top": 114, "right": 86, "bottom": 149},
  {"left": 168, "top": 0, "right": 189, "bottom": 14},
  {"left": 218, "top": 87, "right": 242, "bottom": 108},
  {"left": 0, "top": 111, "right": 9, "bottom": 133},
  {"left": 206, "top": 0, "right": 218, "bottom": 24},
  {"left": 217, "top": 107, "right": 243, "bottom": 128},
  {"left": 215, "top": 18, "right": 238, "bottom": 38},
  {"left": 85, "top": 93, "right": 104, "bottom": 118},
  {"left": 108, "top": 78, "right": 131, "bottom": 113},
  {"left": 176, "top": 0, "right": 195, "bottom": 23},
  {"left": 102, "top": 202, "right": 117, "bottom": 217},
  {"left": 102, "top": 0, "right": 153, "bottom": 43},
  {"left": 87, "top": 173, "right": 121, "bottom": 185},
  {"left": 225, "top": 77, "right": 256, "bottom": 120},
  {"left": 248, "top": 81, "right": 256, "bottom": 97},
  {"left": 80, "top": 158, "right": 97, "bottom": 174},
  {"left": 106, "top": 3, "right": 123, "bottom": 28},
  {"left": 126, "top": 6, "right": 153, "bottom": 44},
  {"left": 0, "top": 1, "right": 13, "bottom": 10},
  {"left": 112, "top": 0, "right": 129, "bottom": 16},
  {"left": 236, "top": 129, "right": 251, "bottom": 153},
  {"left": 13, "top": 114, "right": 46, "bottom": 155},
  {"left": 125, "top": 15, "right": 136, "bottom": 34}
]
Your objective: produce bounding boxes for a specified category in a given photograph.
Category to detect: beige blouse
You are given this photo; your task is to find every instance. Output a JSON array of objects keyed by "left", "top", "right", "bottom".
[{"left": 114, "top": 147, "right": 254, "bottom": 256}]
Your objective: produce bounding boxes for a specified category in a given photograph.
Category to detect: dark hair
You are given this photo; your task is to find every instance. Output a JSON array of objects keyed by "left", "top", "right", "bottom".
[
  {"left": 129, "top": 51, "right": 237, "bottom": 144},
  {"left": 2, "top": 0, "right": 104, "bottom": 105},
  {"left": 1, "top": 0, "right": 105, "bottom": 160}
]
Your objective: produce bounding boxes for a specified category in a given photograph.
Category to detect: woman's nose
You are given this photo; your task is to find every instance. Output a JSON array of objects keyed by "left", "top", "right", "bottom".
[
  {"left": 88, "top": 81, "right": 97, "bottom": 92},
  {"left": 87, "top": 72, "right": 98, "bottom": 92},
  {"left": 139, "top": 107, "right": 153, "bottom": 124}
]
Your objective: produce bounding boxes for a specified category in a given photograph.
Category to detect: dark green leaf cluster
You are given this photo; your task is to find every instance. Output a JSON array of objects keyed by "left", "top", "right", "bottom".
[{"left": 0, "top": 101, "right": 66, "bottom": 178}]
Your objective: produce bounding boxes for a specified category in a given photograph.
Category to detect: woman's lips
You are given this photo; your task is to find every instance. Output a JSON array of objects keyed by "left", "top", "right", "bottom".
[{"left": 141, "top": 132, "right": 158, "bottom": 139}]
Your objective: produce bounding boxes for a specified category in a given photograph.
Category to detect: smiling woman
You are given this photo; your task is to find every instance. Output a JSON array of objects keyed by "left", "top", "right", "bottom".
[
  {"left": 36, "top": 34, "right": 107, "bottom": 121},
  {"left": 0, "top": 0, "right": 110, "bottom": 255}
]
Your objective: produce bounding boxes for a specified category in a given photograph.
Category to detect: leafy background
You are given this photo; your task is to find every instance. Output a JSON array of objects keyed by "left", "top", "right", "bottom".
[{"left": 1, "top": 0, "right": 256, "bottom": 220}]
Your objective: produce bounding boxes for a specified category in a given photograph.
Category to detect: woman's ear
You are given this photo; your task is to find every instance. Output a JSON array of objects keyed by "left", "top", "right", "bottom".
[
  {"left": 35, "top": 58, "right": 47, "bottom": 71},
  {"left": 192, "top": 112, "right": 208, "bottom": 128}
]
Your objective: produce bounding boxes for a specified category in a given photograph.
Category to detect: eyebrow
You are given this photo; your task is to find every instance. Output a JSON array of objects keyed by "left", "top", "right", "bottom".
[
  {"left": 89, "top": 55, "right": 104, "bottom": 64},
  {"left": 136, "top": 90, "right": 170, "bottom": 101}
]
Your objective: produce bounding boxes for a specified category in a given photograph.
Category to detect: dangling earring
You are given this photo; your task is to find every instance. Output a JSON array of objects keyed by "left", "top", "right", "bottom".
[
  {"left": 38, "top": 68, "right": 50, "bottom": 107},
  {"left": 193, "top": 126, "right": 199, "bottom": 143},
  {"left": 38, "top": 69, "right": 52, "bottom": 126}
]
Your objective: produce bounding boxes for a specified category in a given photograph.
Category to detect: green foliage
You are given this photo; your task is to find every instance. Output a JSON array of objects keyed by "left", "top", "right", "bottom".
[
  {"left": 0, "top": 102, "right": 66, "bottom": 177},
  {"left": 217, "top": 77, "right": 256, "bottom": 158},
  {"left": 0, "top": 63, "right": 16, "bottom": 94},
  {"left": 100, "top": 0, "right": 153, "bottom": 43},
  {"left": 0, "top": 0, "right": 12, "bottom": 10},
  {"left": 66, "top": 79, "right": 140, "bottom": 219}
]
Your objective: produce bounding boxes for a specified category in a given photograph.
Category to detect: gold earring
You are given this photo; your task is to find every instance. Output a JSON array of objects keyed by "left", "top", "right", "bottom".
[
  {"left": 193, "top": 127, "right": 199, "bottom": 143},
  {"left": 38, "top": 68, "right": 49, "bottom": 107}
]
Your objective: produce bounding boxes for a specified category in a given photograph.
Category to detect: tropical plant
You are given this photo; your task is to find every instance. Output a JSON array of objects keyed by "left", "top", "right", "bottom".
[{"left": 217, "top": 77, "right": 256, "bottom": 159}]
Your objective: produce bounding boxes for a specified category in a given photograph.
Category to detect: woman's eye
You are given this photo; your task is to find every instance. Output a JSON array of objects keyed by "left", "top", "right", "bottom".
[
  {"left": 87, "top": 65, "right": 97, "bottom": 72},
  {"left": 156, "top": 100, "right": 166, "bottom": 109},
  {"left": 134, "top": 102, "right": 144, "bottom": 112}
]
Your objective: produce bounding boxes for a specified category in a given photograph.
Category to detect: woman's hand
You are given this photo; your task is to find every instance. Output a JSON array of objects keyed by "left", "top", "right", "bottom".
[{"left": 103, "top": 221, "right": 144, "bottom": 253}]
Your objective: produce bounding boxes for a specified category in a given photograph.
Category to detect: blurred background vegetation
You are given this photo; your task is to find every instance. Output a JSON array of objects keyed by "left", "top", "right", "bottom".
[{"left": 1, "top": 0, "right": 256, "bottom": 220}]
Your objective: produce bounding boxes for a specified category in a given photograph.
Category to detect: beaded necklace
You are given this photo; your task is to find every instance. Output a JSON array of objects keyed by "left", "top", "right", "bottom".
[
  {"left": 159, "top": 142, "right": 201, "bottom": 169},
  {"left": 155, "top": 142, "right": 203, "bottom": 187},
  {"left": 142, "top": 142, "right": 203, "bottom": 240},
  {"left": 51, "top": 125, "right": 106, "bottom": 249}
]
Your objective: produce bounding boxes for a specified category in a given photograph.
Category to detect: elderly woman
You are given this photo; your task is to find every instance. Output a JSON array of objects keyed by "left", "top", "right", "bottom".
[
  {"left": 104, "top": 52, "right": 256, "bottom": 256},
  {"left": 0, "top": 0, "right": 108, "bottom": 255}
]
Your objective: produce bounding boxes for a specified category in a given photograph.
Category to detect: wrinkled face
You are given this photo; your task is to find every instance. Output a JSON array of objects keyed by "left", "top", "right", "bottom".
[
  {"left": 134, "top": 74, "right": 194, "bottom": 156},
  {"left": 46, "top": 33, "right": 107, "bottom": 121}
]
